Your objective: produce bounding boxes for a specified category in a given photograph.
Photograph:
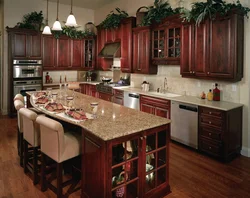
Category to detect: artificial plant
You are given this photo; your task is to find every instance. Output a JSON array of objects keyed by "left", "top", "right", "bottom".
[
  {"left": 52, "top": 26, "right": 96, "bottom": 39},
  {"left": 99, "top": 8, "right": 128, "bottom": 29},
  {"left": 17, "top": 11, "right": 44, "bottom": 31}
]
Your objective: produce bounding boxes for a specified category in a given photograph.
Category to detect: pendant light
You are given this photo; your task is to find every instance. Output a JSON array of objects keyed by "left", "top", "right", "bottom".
[
  {"left": 42, "top": 0, "right": 52, "bottom": 34},
  {"left": 65, "top": 0, "right": 77, "bottom": 27},
  {"left": 52, "top": 0, "right": 62, "bottom": 31}
]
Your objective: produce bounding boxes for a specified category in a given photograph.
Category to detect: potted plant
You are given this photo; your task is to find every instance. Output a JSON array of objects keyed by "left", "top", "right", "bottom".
[
  {"left": 140, "top": 0, "right": 177, "bottom": 26},
  {"left": 99, "top": 8, "right": 128, "bottom": 29},
  {"left": 17, "top": 11, "right": 44, "bottom": 31},
  {"left": 181, "top": 0, "right": 250, "bottom": 26}
]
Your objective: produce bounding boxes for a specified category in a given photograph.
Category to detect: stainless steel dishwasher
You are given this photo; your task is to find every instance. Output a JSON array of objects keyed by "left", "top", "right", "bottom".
[
  {"left": 123, "top": 91, "right": 140, "bottom": 110},
  {"left": 171, "top": 101, "right": 198, "bottom": 149}
]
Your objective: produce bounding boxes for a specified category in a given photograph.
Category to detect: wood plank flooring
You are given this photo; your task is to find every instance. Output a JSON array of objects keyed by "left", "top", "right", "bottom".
[{"left": 0, "top": 115, "right": 250, "bottom": 198}]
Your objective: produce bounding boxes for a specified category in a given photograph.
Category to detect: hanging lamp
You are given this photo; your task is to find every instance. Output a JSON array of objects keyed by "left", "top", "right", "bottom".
[
  {"left": 65, "top": 0, "right": 77, "bottom": 27},
  {"left": 42, "top": 0, "right": 52, "bottom": 34},
  {"left": 52, "top": 0, "right": 62, "bottom": 31}
]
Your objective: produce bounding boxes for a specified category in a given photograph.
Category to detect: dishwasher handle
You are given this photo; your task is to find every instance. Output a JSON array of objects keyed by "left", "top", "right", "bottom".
[
  {"left": 179, "top": 104, "right": 198, "bottom": 112},
  {"left": 128, "top": 93, "right": 140, "bottom": 99}
]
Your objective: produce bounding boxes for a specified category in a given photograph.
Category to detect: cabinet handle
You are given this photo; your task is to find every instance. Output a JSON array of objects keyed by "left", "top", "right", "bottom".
[
  {"left": 209, "top": 146, "right": 212, "bottom": 150},
  {"left": 209, "top": 133, "right": 212, "bottom": 136},
  {"left": 193, "top": 71, "right": 195, "bottom": 74},
  {"left": 207, "top": 72, "right": 210, "bottom": 75},
  {"left": 140, "top": 137, "right": 143, "bottom": 140},
  {"left": 209, "top": 121, "right": 212, "bottom": 124},
  {"left": 209, "top": 112, "right": 212, "bottom": 115},
  {"left": 144, "top": 136, "right": 147, "bottom": 139},
  {"left": 137, "top": 68, "right": 141, "bottom": 71},
  {"left": 190, "top": 71, "right": 192, "bottom": 73}
]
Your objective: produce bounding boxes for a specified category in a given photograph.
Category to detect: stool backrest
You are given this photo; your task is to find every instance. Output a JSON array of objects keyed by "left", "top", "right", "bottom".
[
  {"left": 68, "top": 82, "right": 80, "bottom": 90},
  {"left": 36, "top": 116, "right": 64, "bottom": 162},
  {"left": 19, "top": 108, "right": 40, "bottom": 147},
  {"left": 14, "top": 94, "right": 24, "bottom": 103},
  {"left": 14, "top": 100, "right": 25, "bottom": 132}
]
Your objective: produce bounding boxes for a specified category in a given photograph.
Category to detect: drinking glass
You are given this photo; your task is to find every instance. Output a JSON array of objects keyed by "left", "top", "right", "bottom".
[{"left": 90, "top": 102, "right": 98, "bottom": 118}]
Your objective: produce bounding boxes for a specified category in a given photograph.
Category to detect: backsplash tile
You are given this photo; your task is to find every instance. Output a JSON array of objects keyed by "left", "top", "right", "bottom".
[
  {"left": 43, "top": 71, "right": 78, "bottom": 83},
  {"left": 131, "top": 65, "right": 241, "bottom": 103}
]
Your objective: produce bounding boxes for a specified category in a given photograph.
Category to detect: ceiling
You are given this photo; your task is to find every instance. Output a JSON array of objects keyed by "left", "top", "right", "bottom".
[{"left": 49, "top": 0, "right": 118, "bottom": 10}]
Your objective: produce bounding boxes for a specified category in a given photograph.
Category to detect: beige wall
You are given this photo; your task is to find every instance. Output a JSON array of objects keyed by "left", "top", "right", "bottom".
[
  {"left": 1, "top": 0, "right": 95, "bottom": 114},
  {"left": 94, "top": 0, "right": 250, "bottom": 156}
]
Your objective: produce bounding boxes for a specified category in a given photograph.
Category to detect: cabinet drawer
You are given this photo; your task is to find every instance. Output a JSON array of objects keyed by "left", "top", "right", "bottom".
[
  {"left": 199, "top": 138, "right": 222, "bottom": 157},
  {"left": 200, "top": 107, "right": 223, "bottom": 119},
  {"left": 140, "top": 95, "right": 170, "bottom": 108},
  {"left": 200, "top": 116, "right": 223, "bottom": 129},
  {"left": 199, "top": 127, "right": 222, "bottom": 142},
  {"left": 113, "top": 89, "right": 124, "bottom": 97}
]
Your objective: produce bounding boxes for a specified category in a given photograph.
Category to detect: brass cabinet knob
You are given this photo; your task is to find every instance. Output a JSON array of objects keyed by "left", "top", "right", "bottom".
[
  {"left": 140, "top": 137, "right": 143, "bottom": 140},
  {"left": 209, "top": 146, "right": 212, "bottom": 150},
  {"left": 209, "top": 112, "right": 212, "bottom": 115},
  {"left": 209, "top": 121, "right": 212, "bottom": 124},
  {"left": 209, "top": 133, "right": 212, "bottom": 136},
  {"left": 207, "top": 72, "right": 210, "bottom": 75},
  {"left": 190, "top": 71, "right": 192, "bottom": 73}
]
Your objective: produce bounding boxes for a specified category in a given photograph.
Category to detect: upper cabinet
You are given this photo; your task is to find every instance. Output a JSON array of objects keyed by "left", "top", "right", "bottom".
[
  {"left": 181, "top": 11, "right": 244, "bottom": 82},
  {"left": 152, "top": 15, "right": 182, "bottom": 65},
  {"left": 133, "top": 26, "right": 157, "bottom": 74},
  {"left": 43, "top": 35, "right": 96, "bottom": 71},
  {"left": 7, "top": 28, "right": 42, "bottom": 59}
]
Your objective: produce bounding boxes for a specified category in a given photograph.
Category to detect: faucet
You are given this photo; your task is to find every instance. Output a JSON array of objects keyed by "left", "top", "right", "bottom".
[{"left": 163, "top": 77, "right": 168, "bottom": 93}]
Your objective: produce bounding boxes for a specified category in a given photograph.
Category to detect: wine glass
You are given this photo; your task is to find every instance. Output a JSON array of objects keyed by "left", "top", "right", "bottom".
[{"left": 90, "top": 102, "right": 98, "bottom": 118}]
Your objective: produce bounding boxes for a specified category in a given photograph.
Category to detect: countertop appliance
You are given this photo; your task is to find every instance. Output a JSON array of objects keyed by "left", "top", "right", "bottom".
[
  {"left": 170, "top": 101, "right": 198, "bottom": 149},
  {"left": 123, "top": 92, "right": 140, "bottom": 110}
]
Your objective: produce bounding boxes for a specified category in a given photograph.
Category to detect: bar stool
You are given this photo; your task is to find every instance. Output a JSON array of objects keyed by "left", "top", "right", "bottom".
[
  {"left": 36, "top": 116, "right": 81, "bottom": 198},
  {"left": 14, "top": 99, "right": 25, "bottom": 166},
  {"left": 67, "top": 82, "right": 80, "bottom": 92},
  {"left": 14, "top": 93, "right": 25, "bottom": 103},
  {"left": 19, "top": 108, "right": 42, "bottom": 185}
]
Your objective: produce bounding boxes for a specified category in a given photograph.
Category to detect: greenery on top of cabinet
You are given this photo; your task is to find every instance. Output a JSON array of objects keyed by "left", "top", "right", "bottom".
[
  {"left": 181, "top": 0, "right": 250, "bottom": 26},
  {"left": 52, "top": 26, "right": 95, "bottom": 39},
  {"left": 99, "top": 8, "right": 129, "bottom": 29},
  {"left": 140, "top": 0, "right": 182, "bottom": 26}
]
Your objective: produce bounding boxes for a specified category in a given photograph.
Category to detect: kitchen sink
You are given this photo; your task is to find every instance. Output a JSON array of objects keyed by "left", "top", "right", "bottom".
[{"left": 149, "top": 92, "right": 181, "bottom": 98}]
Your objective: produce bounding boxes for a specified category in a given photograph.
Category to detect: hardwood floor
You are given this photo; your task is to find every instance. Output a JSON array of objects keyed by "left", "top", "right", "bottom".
[{"left": 0, "top": 114, "right": 250, "bottom": 198}]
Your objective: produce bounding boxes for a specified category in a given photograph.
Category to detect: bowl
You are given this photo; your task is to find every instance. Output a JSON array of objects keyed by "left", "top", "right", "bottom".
[{"left": 101, "top": 77, "right": 112, "bottom": 83}]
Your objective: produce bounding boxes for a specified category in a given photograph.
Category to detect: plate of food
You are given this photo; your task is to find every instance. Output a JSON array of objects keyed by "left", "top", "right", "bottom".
[
  {"left": 44, "top": 102, "right": 65, "bottom": 113},
  {"left": 64, "top": 109, "right": 88, "bottom": 120},
  {"left": 34, "top": 91, "right": 47, "bottom": 98},
  {"left": 35, "top": 96, "right": 49, "bottom": 105}
]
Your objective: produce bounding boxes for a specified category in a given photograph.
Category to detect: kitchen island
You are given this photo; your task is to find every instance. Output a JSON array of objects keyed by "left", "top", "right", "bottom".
[{"left": 28, "top": 90, "right": 171, "bottom": 198}]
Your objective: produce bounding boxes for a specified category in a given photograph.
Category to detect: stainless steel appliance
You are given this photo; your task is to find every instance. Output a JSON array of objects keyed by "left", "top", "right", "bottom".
[
  {"left": 13, "top": 79, "right": 42, "bottom": 97},
  {"left": 13, "top": 60, "right": 42, "bottom": 78},
  {"left": 123, "top": 92, "right": 140, "bottom": 110},
  {"left": 170, "top": 101, "right": 198, "bottom": 149}
]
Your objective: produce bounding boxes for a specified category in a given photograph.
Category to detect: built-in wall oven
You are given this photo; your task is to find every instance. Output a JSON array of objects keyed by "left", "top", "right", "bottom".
[{"left": 13, "top": 60, "right": 43, "bottom": 105}]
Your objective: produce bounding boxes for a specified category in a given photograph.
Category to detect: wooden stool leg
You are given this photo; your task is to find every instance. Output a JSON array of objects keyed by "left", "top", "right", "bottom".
[
  {"left": 41, "top": 153, "right": 47, "bottom": 192},
  {"left": 23, "top": 140, "right": 28, "bottom": 173},
  {"left": 20, "top": 133, "right": 24, "bottom": 167},
  {"left": 57, "top": 163, "right": 63, "bottom": 198},
  {"left": 33, "top": 147, "right": 39, "bottom": 185}
]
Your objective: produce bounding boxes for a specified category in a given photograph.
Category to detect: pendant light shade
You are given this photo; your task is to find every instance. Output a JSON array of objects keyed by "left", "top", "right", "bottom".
[
  {"left": 42, "top": 0, "right": 52, "bottom": 35},
  {"left": 65, "top": 0, "right": 77, "bottom": 27},
  {"left": 52, "top": 0, "right": 62, "bottom": 31}
]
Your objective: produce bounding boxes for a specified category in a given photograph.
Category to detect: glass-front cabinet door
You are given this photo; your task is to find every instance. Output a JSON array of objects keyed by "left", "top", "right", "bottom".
[
  {"left": 111, "top": 137, "right": 140, "bottom": 198},
  {"left": 84, "top": 39, "right": 95, "bottom": 69},
  {"left": 166, "top": 27, "right": 180, "bottom": 59},
  {"left": 152, "top": 29, "right": 165, "bottom": 59}
]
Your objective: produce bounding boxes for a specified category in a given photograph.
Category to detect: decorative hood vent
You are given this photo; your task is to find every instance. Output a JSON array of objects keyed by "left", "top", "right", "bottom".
[{"left": 98, "top": 42, "right": 121, "bottom": 58}]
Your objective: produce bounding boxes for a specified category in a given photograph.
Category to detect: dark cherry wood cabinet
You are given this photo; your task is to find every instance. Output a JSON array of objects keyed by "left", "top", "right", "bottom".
[
  {"left": 133, "top": 26, "right": 157, "bottom": 74},
  {"left": 57, "top": 36, "right": 71, "bottom": 68},
  {"left": 7, "top": 28, "right": 42, "bottom": 59},
  {"left": 152, "top": 15, "right": 181, "bottom": 65},
  {"left": 42, "top": 35, "right": 57, "bottom": 69},
  {"left": 140, "top": 95, "right": 170, "bottom": 119},
  {"left": 198, "top": 106, "right": 242, "bottom": 162},
  {"left": 120, "top": 17, "right": 136, "bottom": 73},
  {"left": 99, "top": 92, "right": 113, "bottom": 102},
  {"left": 84, "top": 84, "right": 98, "bottom": 98},
  {"left": 83, "top": 38, "right": 96, "bottom": 70},
  {"left": 113, "top": 89, "right": 124, "bottom": 105},
  {"left": 181, "top": 11, "right": 244, "bottom": 82},
  {"left": 81, "top": 124, "right": 170, "bottom": 198}
]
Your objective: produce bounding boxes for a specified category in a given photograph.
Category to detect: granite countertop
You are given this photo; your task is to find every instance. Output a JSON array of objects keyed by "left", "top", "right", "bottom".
[
  {"left": 114, "top": 87, "right": 243, "bottom": 111},
  {"left": 43, "top": 81, "right": 100, "bottom": 87},
  {"left": 29, "top": 91, "right": 171, "bottom": 141}
]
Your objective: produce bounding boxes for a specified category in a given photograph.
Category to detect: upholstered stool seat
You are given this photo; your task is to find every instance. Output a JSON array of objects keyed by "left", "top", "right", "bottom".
[
  {"left": 67, "top": 82, "right": 80, "bottom": 92},
  {"left": 19, "top": 108, "right": 43, "bottom": 185},
  {"left": 36, "top": 116, "right": 81, "bottom": 197}
]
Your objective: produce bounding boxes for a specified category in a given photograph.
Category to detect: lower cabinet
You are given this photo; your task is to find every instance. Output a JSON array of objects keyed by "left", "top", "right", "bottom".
[
  {"left": 81, "top": 124, "right": 170, "bottom": 198},
  {"left": 140, "top": 95, "right": 170, "bottom": 119},
  {"left": 113, "top": 89, "right": 124, "bottom": 105},
  {"left": 99, "top": 92, "right": 113, "bottom": 102},
  {"left": 80, "top": 84, "right": 98, "bottom": 98},
  {"left": 198, "top": 106, "right": 242, "bottom": 161}
]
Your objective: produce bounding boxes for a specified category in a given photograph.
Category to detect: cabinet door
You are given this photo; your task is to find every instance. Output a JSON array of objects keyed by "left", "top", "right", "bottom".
[
  {"left": 121, "top": 18, "right": 135, "bottom": 73},
  {"left": 152, "top": 29, "right": 165, "bottom": 59},
  {"left": 194, "top": 21, "right": 208, "bottom": 77},
  {"left": 42, "top": 35, "right": 57, "bottom": 69},
  {"left": 29, "top": 33, "right": 42, "bottom": 58},
  {"left": 71, "top": 39, "right": 83, "bottom": 68},
  {"left": 140, "top": 103, "right": 155, "bottom": 115},
  {"left": 89, "top": 85, "right": 98, "bottom": 98},
  {"left": 113, "top": 96, "right": 123, "bottom": 105},
  {"left": 57, "top": 37, "right": 71, "bottom": 68},
  {"left": 80, "top": 84, "right": 86, "bottom": 94},
  {"left": 208, "top": 15, "right": 234, "bottom": 79},
  {"left": 99, "top": 93, "right": 112, "bottom": 102},
  {"left": 12, "top": 33, "right": 27, "bottom": 58},
  {"left": 155, "top": 107, "right": 170, "bottom": 119},
  {"left": 180, "top": 23, "right": 194, "bottom": 77},
  {"left": 83, "top": 39, "right": 95, "bottom": 69}
]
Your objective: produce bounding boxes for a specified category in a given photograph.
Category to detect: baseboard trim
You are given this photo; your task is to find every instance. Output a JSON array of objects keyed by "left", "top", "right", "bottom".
[{"left": 241, "top": 147, "right": 250, "bottom": 157}]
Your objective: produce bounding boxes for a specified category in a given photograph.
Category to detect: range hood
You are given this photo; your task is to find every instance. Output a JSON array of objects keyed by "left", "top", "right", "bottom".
[{"left": 98, "top": 42, "right": 121, "bottom": 58}]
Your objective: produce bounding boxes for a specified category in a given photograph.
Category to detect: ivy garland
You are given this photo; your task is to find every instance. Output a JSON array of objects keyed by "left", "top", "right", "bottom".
[
  {"left": 52, "top": 26, "right": 96, "bottom": 39},
  {"left": 181, "top": 0, "right": 250, "bottom": 26}
]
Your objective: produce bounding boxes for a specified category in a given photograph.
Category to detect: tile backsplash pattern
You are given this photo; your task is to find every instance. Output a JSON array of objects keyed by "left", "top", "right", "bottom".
[
  {"left": 131, "top": 65, "right": 241, "bottom": 103},
  {"left": 43, "top": 71, "right": 78, "bottom": 84}
]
